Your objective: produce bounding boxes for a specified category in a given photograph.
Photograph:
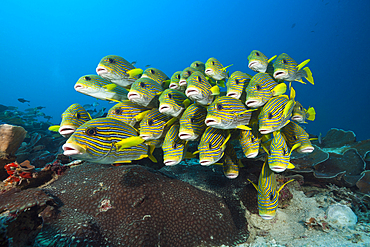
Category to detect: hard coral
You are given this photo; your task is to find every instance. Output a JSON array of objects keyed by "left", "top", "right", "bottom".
[{"left": 35, "top": 163, "right": 248, "bottom": 246}]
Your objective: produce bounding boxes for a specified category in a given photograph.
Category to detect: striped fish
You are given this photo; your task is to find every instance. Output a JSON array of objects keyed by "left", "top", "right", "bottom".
[
  {"left": 291, "top": 101, "right": 316, "bottom": 123},
  {"left": 169, "top": 71, "right": 184, "bottom": 91},
  {"left": 247, "top": 50, "right": 277, "bottom": 77},
  {"left": 266, "top": 130, "right": 297, "bottom": 173},
  {"left": 281, "top": 121, "right": 314, "bottom": 153},
  {"left": 190, "top": 61, "right": 206, "bottom": 74},
  {"left": 222, "top": 142, "right": 240, "bottom": 179},
  {"left": 127, "top": 78, "right": 163, "bottom": 108},
  {"left": 96, "top": 55, "right": 143, "bottom": 88},
  {"left": 179, "top": 67, "right": 198, "bottom": 87},
  {"left": 226, "top": 71, "right": 252, "bottom": 99},
  {"left": 74, "top": 75, "right": 129, "bottom": 101},
  {"left": 248, "top": 158, "right": 294, "bottom": 220},
  {"left": 178, "top": 103, "right": 207, "bottom": 141},
  {"left": 205, "top": 96, "right": 254, "bottom": 130},
  {"left": 205, "top": 57, "right": 231, "bottom": 81},
  {"left": 239, "top": 118, "right": 261, "bottom": 158},
  {"left": 273, "top": 53, "right": 314, "bottom": 85},
  {"left": 139, "top": 108, "right": 174, "bottom": 141},
  {"left": 196, "top": 127, "right": 230, "bottom": 166},
  {"left": 106, "top": 100, "right": 150, "bottom": 127},
  {"left": 162, "top": 124, "right": 193, "bottom": 166},
  {"left": 141, "top": 67, "right": 170, "bottom": 86},
  {"left": 62, "top": 118, "right": 151, "bottom": 164},
  {"left": 258, "top": 87, "right": 296, "bottom": 135},
  {"left": 158, "top": 89, "right": 190, "bottom": 117},
  {"left": 185, "top": 71, "right": 218, "bottom": 106},
  {"left": 245, "top": 73, "right": 286, "bottom": 108}
]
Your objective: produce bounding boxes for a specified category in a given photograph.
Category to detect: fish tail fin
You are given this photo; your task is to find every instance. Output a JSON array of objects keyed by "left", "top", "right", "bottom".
[
  {"left": 211, "top": 85, "right": 220, "bottom": 95},
  {"left": 306, "top": 107, "right": 316, "bottom": 121},
  {"left": 48, "top": 125, "right": 60, "bottom": 132},
  {"left": 303, "top": 67, "right": 314, "bottom": 85},
  {"left": 267, "top": 55, "right": 277, "bottom": 63}
]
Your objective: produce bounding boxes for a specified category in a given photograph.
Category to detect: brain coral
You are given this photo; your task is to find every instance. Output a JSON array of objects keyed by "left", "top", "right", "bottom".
[{"left": 35, "top": 163, "right": 248, "bottom": 246}]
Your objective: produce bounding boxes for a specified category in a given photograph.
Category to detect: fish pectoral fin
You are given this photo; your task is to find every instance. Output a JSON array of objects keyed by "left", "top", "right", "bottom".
[
  {"left": 247, "top": 179, "right": 258, "bottom": 190},
  {"left": 236, "top": 125, "right": 252, "bottom": 130},
  {"left": 268, "top": 55, "right": 277, "bottom": 63},
  {"left": 272, "top": 83, "right": 287, "bottom": 96},
  {"left": 165, "top": 117, "right": 178, "bottom": 127},
  {"left": 127, "top": 68, "right": 143, "bottom": 78},
  {"left": 103, "top": 83, "right": 117, "bottom": 91},
  {"left": 134, "top": 110, "right": 151, "bottom": 122},
  {"left": 295, "top": 78, "right": 306, "bottom": 84},
  {"left": 289, "top": 143, "right": 301, "bottom": 156},
  {"left": 184, "top": 152, "right": 196, "bottom": 159},
  {"left": 303, "top": 67, "right": 314, "bottom": 85},
  {"left": 183, "top": 99, "right": 191, "bottom": 108},
  {"left": 193, "top": 150, "right": 200, "bottom": 155},
  {"left": 115, "top": 136, "right": 145, "bottom": 150},
  {"left": 296, "top": 59, "right": 310, "bottom": 70},
  {"left": 277, "top": 179, "right": 295, "bottom": 193},
  {"left": 287, "top": 162, "right": 295, "bottom": 170},
  {"left": 210, "top": 85, "right": 220, "bottom": 95},
  {"left": 48, "top": 125, "right": 60, "bottom": 132},
  {"left": 222, "top": 64, "right": 233, "bottom": 71}
]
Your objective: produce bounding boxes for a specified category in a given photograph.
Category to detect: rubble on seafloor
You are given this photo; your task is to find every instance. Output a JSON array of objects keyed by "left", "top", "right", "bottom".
[{"left": 0, "top": 125, "right": 369, "bottom": 246}]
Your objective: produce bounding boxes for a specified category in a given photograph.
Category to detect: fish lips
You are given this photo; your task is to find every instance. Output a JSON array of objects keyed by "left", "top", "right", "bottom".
[
  {"left": 96, "top": 65, "right": 109, "bottom": 76},
  {"left": 178, "top": 131, "right": 196, "bottom": 141},
  {"left": 269, "top": 165, "right": 287, "bottom": 173},
  {"left": 273, "top": 70, "right": 288, "bottom": 80},
  {"left": 204, "top": 68, "right": 214, "bottom": 76},
  {"left": 178, "top": 79, "right": 187, "bottom": 87},
  {"left": 226, "top": 91, "right": 241, "bottom": 99},
  {"left": 291, "top": 115, "right": 304, "bottom": 122},
  {"left": 259, "top": 214, "right": 275, "bottom": 220},
  {"left": 58, "top": 125, "right": 77, "bottom": 137},
  {"left": 204, "top": 117, "right": 222, "bottom": 127},
  {"left": 259, "top": 128, "right": 273, "bottom": 135},
  {"left": 248, "top": 61, "right": 266, "bottom": 72},
  {"left": 185, "top": 87, "right": 201, "bottom": 99},
  {"left": 298, "top": 146, "right": 315, "bottom": 153},
  {"left": 62, "top": 142, "right": 85, "bottom": 156},
  {"left": 245, "top": 98, "right": 263, "bottom": 108},
  {"left": 169, "top": 83, "right": 179, "bottom": 89},
  {"left": 163, "top": 158, "right": 181, "bottom": 166}
]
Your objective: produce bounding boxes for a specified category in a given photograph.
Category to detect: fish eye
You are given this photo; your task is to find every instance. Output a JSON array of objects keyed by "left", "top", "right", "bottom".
[
  {"left": 150, "top": 69, "right": 155, "bottom": 74},
  {"left": 148, "top": 119, "right": 154, "bottom": 126},
  {"left": 256, "top": 52, "right": 260, "bottom": 56},
  {"left": 84, "top": 76, "right": 91, "bottom": 81},
  {"left": 282, "top": 59, "right": 287, "bottom": 64},
  {"left": 190, "top": 117, "right": 195, "bottom": 123},
  {"left": 251, "top": 136, "right": 254, "bottom": 142},
  {"left": 108, "top": 58, "right": 115, "bottom": 64},
  {"left": 140, "top": 82, "right": 146, "bottom": 88},
  {"left": 76, "top": 113, "right": 81, "bottom": 119},
  {"left": 269, "top": 193, "right": 274, "bottom": 201},
  {"left": 168, "top": 93, "right": 172, "bottom": 99},
  {"left": 211, "top": 61, "right": 215, "bottom": 65},
  {"left": 172, "top": 143, "right": 178, "bottom": 149},
  {"left": 235, "top": 79, "right": 240, "bottom": 85},
  {"left": 299, "top": 106, "right": 303, "bottom": 110},
  {"left": 268, "top": 112, "right": 273, "bottom": 119},
  {"left": 176, "top": 75, "right": 180, "bottom": 79},
  {"left": 208, "top": 143, "right": 212, "bottom": 149},
  {"left": 217, "top": 104, "right": 223, "bottom": 110},
  {"left": 85, "top": 127, "right": 97, "bottom": 136},
  {"left": 293, "top": 135, "right": 298, "bottom": 141},
  {"left": 195, "top": 63, "right": 199, "bottom": 67},
  {"left": 256, "top": 84, "right": 261, "bottom": 90},
  {"left": 115, "top": 108, "right": 122, "bottom": 115},
  {"left": 197, "top": 76, "right": 202, "bottom": 82}
]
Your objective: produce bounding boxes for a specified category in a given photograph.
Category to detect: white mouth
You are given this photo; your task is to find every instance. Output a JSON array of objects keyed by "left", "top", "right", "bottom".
[
  {"left": 259, "top": 129, "right": 272, "bottom": 135},
  {"left": 225, "top": 173, "right": 238, "bottom": 179},
  {"left": 273, "top": 70, "right": 287, "bottom": 79},
  {"left": 245, "top": 99, "right": 261, "bottom": 108},
  {"left": 178, "top": 79, "right": 187, "bottom": 86},
  {"left": 270, "top": 166, "right": 286, "bottom": 173},
  {"left": 164, "top": 160, "right": 179, "bottom": 166},
  {"left": 185, "top": 88, "right": 200, "bottom": 98},
  {"left": 169, "top": 83, "right": 179, "bottom": 89},
  {"left": 74, "top": 83, "right": 85, "bottom": 91},
  {"left": 96, "top": 66, "right": 108, "bottom": 76},
  {"left": 178, "top": 132, "right": 195, "bottom": 140},
  {"left": 199, "top": 159, "right": 212, "bottom": 166},
  {"left": 248, "top": 61, "right": 258, "bottom": 69},
  {"left": 127, "top": 92, "right": 141, "bottom": 100},
  {"left": 299, "top": 146, "right": 314, "bottom": 153},
  {"left": 205, "top": 69, "right": 213, "bottom": 75},
  {"left": 62, "top": 143, "right": 84, "bottom": 156},
  {"left": 205, "top": 118, "right": 220, "bottom": 126},
  {"left": 246, "top": 152, "right": 258, "bottom": 158},
  {"left": 159, "top": 104, "right": 172, "bottom": 114},
  {"left": 291, "top": 116, "right": 303, "bottom": 121},
  {"left": 59, "top": 125, "right": 76, "bottom": 136},
  {"left": 140, "top": 134, "right": 152, "bottom": 141},
  {"left": 260, "top": 215, "right": 274, "bottom": 220},
  {"left": 226, "top": 92, "right": 241, "bottom": 99}
]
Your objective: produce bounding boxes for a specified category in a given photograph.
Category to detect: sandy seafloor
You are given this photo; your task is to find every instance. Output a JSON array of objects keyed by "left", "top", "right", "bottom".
[{"left": 232, "top": 188, "right": 370, "bottom": 247}]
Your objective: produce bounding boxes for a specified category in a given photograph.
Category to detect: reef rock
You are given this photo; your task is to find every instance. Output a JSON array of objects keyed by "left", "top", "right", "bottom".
[{"left": 0, "top": 124, "right": 27, "bottom": 158}]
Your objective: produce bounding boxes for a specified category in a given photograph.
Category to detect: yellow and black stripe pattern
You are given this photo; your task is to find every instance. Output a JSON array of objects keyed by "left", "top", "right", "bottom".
[
  {"left": 273, "top": 53, "right": 298, "bottom": 76},
  {"left": 107, "top": 100, "right": 149, "bottom": 126},
  {"left": 61, "top": 103, "right": 91, "bottom": 128},
  {"left": 246, "top": 73, "right": 279, "bottom": 105},
  {"left": 130, "top": 78, "right": 163, "bottom": 100},
  {"left": 76, "top": 75, "right": 129, "bottom": 95},
  {"left": 226, "top": 71, "right": 251, "bottom": 97},
  {"left": 198, "top": 127, "right": 229, "bottom": 164},
  {"left": 281, "top": 121, "right": 313, "bottom": 152},
  {"left": 268, "top": 131, "right": 290, "bottom": 170},
  {"left": 139, "top": 108, "right": 172, "bottom": 140},
  {"left": 190, "top": 61, "right": 205, "bottom": 73},
  {"left": 98, "top": 55, "right": 135, "bottom": 77},
  {"left": 142, "top": 68, "right": 169, "bottom": 85},
  {"left": 205, "top": 57, "right": 228, "bottom": 80},
  {"left": 258, "top": 95, "right": 292, "bottom": 132},
  {"left": 179, "top": 104, "right": 207, "bottom": 140},
  {"left": 239, "top": 129, "right": 260, "bottom": 158},
  {"left": 162, "top": 124, "right": 187, "bottom": 164},
  {"left": 159, "top": 89, "right": 189, "bottom": 110}
]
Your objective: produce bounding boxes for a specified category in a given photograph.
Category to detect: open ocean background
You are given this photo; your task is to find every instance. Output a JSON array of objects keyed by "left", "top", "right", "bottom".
[{"left": 1, "top": 0, "right": 369, "bottom": 140}]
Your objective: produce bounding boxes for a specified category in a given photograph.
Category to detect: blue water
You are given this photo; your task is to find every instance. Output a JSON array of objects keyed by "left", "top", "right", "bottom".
[{"left": 1, "top": 0, "right": 369, "bottom": 140}]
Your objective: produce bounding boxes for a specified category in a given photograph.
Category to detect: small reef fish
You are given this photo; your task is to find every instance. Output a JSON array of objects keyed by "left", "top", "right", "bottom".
[
  {"left": 239, "top": 118, "right": 261, "bottom": 158},
  {"left": 185, "top": 71, "right": 219, "bottom": 106},
  {"left": 245, "top": 73, "right": 287, "bottom": 108},
  {"left": 190, "top": 61, "right": 206, "bottom": 73},
  {"left": 291, "top": 101, "right": 316, "bottom": 123},
  {"left": 273, "top": 53, "right": 314, "bottom": 85},
  {"left": 106, "top": 100, "right": 150, "bottom": 127},
  {"left": 226, "top": 71, "right": 252, "bottom": 99},
  {"left": 179, "top": 67, "right": 198, "bottom": 87},
  {"left": 222, "top": 143, "right": 240, "bottom": 179},
  {"left": 74, "top": 75, "right": 129, "bottom": 101},
  {"left": 247, "top": 50, "right": 277, "bottom": 76},
  {"left": 96, "top": 55, "right": 143, "bottom": 88},
  {"left": 127, "top": 78, "right": 163, "bottom": 108},
  {"left": 168, "top": 71, "right": 183, "bottom": 91},
  {"left": 62, "top": 118, "right": 153, "bottom": 164},
  {"left": 162, "top": 124, "right": 194, "bottom": 166},
  {"left": 264, "top": 130, "right": 298, "bottom": 173},
  {"left": 139, "top": 108, "right": 174, "bottom": 141},
  {"left": 178, "top": 103, "right": 207, "bottom": 141},
  {"left": 158, "top": 89, "right": 190, "bottom": 117},
  {"left": 196, "top": 127, "right": 230, "bottom": 166},
  {"left": 205, "top": 57, "right": 232, "bottom": 81},
  {"left": 281, "top": 121, "right": 314, "bottom": 153},
  {"left": 258, "top": 87, "right": 296, "bottom": 135},
  {"left": 48, "top": 103, "right": 92, "bottom": 137},
  {"left": 205, "top": 96, "right": 254, "bottom": 130},
  {"left": 248, "top": 158, "right": 294, "bottom": 220},
  {"left": 141, "top": 67, "right": 170, "bottom": 86},
  {"left": 18, "top": 98, "right": 30, "bottom": 103}
]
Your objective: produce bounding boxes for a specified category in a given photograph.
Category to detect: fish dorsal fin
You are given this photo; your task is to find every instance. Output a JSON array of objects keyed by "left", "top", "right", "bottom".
[
  {"left": 303, "top": 67, "right": 314, "bottom": 85},
  {"left": 210, "top": 85, "right": 220, "bottom": 95},
  {"left": 115, "top": 136, "right": 145, "bottom": 151},
  {"left": 247, "top": 179, "right": 258, "bottom": 190},
  {"left": 277, "top": 179, "right": 295, "bottom": 193},
  {"left": 296, "top": 59, "right": 310, "bottom": 70},
  {"left": 289, "top": 143, "right": 301, "bottom": 156},
  {"left": 193, "top": 150, "right": 200, "bottom": 155},
  {"left": 165, "top": 117, "right": 178, "bottom": 127},
  {"left": 272, "top": 82, "right": 287, "bottom": 96},
  {"left": 127, "top": 68, "right": 143, "bottom": 78},
  {"left": 306, "top": 107, "right": 316, "bottom": 121},
  {"left": 183, "top": 99, "right": 191, "bottom": 108},
  {"left": 236, "top": 125, "right": 251, "bottom": 130},
  {"left": 222, "top": 64, "right": 233, "bottom": 71},
  {"left": 222, "top": 132, "right": 231, "bottom": 148},
  {"left": 87, "top": 112, "right": 92, "bottom": 120},
  {"left": 48, "top": 125, "right": 60, "bottom": 132},
  {"left": 236, "top": 108, "right": 258, "bottom": 116},
  {"left": 268, "top": 55, "right": 277, "bottom": 63},
  {"left": 134, "top": 110, "right": 151, "bottom": 122}
]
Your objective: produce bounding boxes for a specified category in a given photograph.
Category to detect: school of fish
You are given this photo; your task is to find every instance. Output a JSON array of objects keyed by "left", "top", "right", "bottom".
[{"left": 49, "top": 51, "right": 316, "bottom": 220}]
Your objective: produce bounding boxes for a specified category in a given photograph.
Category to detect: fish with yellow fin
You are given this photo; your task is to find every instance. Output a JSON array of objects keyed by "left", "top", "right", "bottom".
[
  {"left": 178, "top": 103, "right": 207, "bottom": 141},
  {"left": 168, "top": 71, "right": 184, "bottom": 91},
  {"left": 185, "top": 71, "right": 220, "bottom": 106},
  {"left": 281, "top": 121, "right": 315, "bottom": 153},
  {"left": 190, "top": 61, "right": 206, "bottom": 73},
  {"left": 247, "top": 50, "right": 277, "bottom": 77},
  {"left": 291, "top": 101, "right": 316, "bottom": 123},
  {"left": 205, "top": 57, "right": 232, "bottom": 82},
  {"left": 141, "top": 67, "right": 170, "bottom": 86},
  {"left": 226, "top": 71, "right": 252, "bottom": 100},
  {"left": 178, "top": 67, "right": 198, "bottom": 87},
  {"left": 273, "top": 53, "right": 314, "bottom": 85},
  {"left": 62, "top": 118, "right": 155, "bottom": 164},
  {"left": 96, "top": 55, "right": 143, "bottom": 88},
  {"left": 106, "top": 100, "right": 150, "bottom": 127},
  {"left": 127, "top": 78, "right": 163, "bottom": 108},
  {"left": 139, "top": 108, "right": 175, "bottom": 141},
  {"left": 158, "top": 89, "right": 190, "bottom": 117}
]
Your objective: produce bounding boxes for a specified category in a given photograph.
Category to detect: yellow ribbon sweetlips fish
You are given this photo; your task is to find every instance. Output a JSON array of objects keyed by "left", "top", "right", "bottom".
[
  {"left": 158, "top": 89, "right": 190, "bottom": 118},
  {"left": 205, "top": 57, "right": 232, "bottom": 83},
  {"left": 178, "top": 103, "right": 208, "bottom": 141},
  {"left": 273, "top": 53, "right": 314, "bottom": 85},
  {"left": 239, "top": 118, "right": 262, "bottom": 159},
  {"left": 74, "top": 75, "right": 128, "bottom": 102},
  {"left": 96, "top": 55, "right": 143, "bottom": 88},
  {"left": 178, "top": 67, "right": 198, "bottom": 87},
  {"left": 168, "top": 71, "right": 184, "bottom": 91},
  {"left": 247, "top": 50, "right": 277, "bottom": 77},
  {"left": 226, "top": 71, "right": 252, "bottom": 100},
  {"left": 190, "top": 60, "right": 206, "bottom": 74},
  {"left": 291, "top": 101, "right": 316, "bottom": 124},
  {"left": 62, "top": 118, "right": 155, "bottom": 164},
  {"left": 281, "top": 121, "right": 315, "bottom": 154},
  {"left": 185, "top": 71, "right": 220, "bottom": 106},
  {"left": 139, "top": 108, "right": 174, "bottom": 141},
  {"left": 127, "top": 77, "right": 163, "bottom": 108},
  {"left": 106, "top": 100, "right": 151, "bottom": 127},
  {"left": 141, "top": 67, "right": 170, "bottom": 86}
]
